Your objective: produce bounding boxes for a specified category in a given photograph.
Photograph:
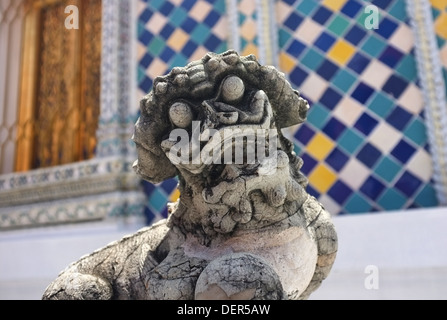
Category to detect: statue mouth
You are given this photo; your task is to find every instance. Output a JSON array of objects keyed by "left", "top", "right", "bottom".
[{"left": 160, "top": 89, "right": 280, "bottom": 180}]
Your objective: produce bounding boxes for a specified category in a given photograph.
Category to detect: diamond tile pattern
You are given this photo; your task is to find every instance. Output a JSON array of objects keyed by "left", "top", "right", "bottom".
[
  {"left": 278, "top": 0, "right": 439, "bottom": 214},
  {"left": 137, "top": 0, "right": 440, "bottom": 222}
]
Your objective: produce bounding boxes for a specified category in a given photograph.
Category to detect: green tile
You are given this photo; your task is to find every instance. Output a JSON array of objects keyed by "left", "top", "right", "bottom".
[
  {"left": 148, "top": 36, "right": 165, "bottom": 56},
  {"left": 279, "top": 28, "right": 292, "bottom": 49},
  {"left": 149, "top": 0, "right": 165, "bottom": 11},
  {"left": 170, "top": 7, "right": 188, "bottom": 27},
  {"left": 327, "top": 14, "right": 350, "bottom": 36},
  {"left": 374, "top": 156, "right": 402, "bottom": 183},
  {"left": 301, "top": 48, "right": 325, "bottom": 71},
  {"left": 345, "top": 192, "right": 373, "bottom": 213},
  {"left": 415, "top": 184, "right": 439, "bottom": 207},
  {"left": 377, "top": 188, "right": 407, "bottom": 210},
  {"left": 307, "top": 103, "right": 331, "bottom": 129},
  {"left": 431, "top": 7, "right": 441, "bottom": 20},
  {"left": 214, "top": 0, "right": 226, "bottom": 14},
  {"left": 368, "top": 92, "right": 394, "bottom": 118},
  {"left": 296, "top": 0, "right": 319, "bottom": 16},
  {"left": 191, "top": 24, "right": 211, "bottom": 43},
  {"left": 332, "top": 68, "right": 357, "bottom": 92},
  {"left": 138, "top": 66, "right": 147, "bottom": 83},
  {"left": 389, "top": 0, "right": 408, "bottom": 22},
  {"left": 148, "top": 188, "right": 168, "bottom": 212},
  {"left": 361, "top": 34, "right": 387, "bottom": 58},
  {"left": 169, "top": 54, "right": 189, "bottom": 69},
  {"left": 396, "top": 55, "right": 417, "bottom": 82},
  {"left": 403, "top": 118, "right": 428, "bottom": 146},
  {"left": 338, "top": 128, "right": 364, "bottom": 154}
]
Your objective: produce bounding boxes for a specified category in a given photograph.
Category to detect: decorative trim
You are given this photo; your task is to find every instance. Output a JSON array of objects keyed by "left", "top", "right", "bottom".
[
  {"left": 225, "top": 0, "right": 240, "bottom": 53},
  {"left": 406, "top": 0, "right": 447, "bottom": 205},
  {"left": 255, "top": 0, "right": 278, "bottom": 67},
  {"left": 0, "top": 190, "right": 146, "bottom": 230}
]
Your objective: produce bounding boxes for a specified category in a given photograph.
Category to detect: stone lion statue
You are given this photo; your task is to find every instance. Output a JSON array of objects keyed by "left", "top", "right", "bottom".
[{"left": 42, "top": 50, "right": 337, "bottom": 300}]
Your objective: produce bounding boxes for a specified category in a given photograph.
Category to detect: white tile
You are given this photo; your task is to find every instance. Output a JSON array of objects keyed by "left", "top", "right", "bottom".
[
  {"left": 339, "top": 158, "right": 370, "bottom": 190},
  {"left": 369, "top": 120, "right": 402, "bottom": 154},
  {"left": 318, "top": 194, "right": 342, "bottom": 216},
  {"left": 333, "top": 96, "right": 364, "bottom": 127},
  {"left": 389, "top": 24, "right": 414, "bottom": 54},
  {"left": 361, "top": 60, "right": 393, "bottom": 91},
  {"left": 300, "top": 72, "right": 327, "bottom": 102},
  {"left": 146, "top": 11, "right": 167, "bottom": 35},
  {"left": 406, "top": 148, "right": 433, "bottom": 182},
  {"left": 295, "top": 18, "right": 323, "bottom": 46},
  {"left": 398, "top": 83, "right": 424, "bottom": 115}
]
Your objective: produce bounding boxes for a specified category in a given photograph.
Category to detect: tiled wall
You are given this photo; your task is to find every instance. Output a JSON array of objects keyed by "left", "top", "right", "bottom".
[
  {"left": 431, "top": 0, "right": 447, "bottom": 95},
  {"left": 136, "top": 0, "right": 440, "bottom": 223}
]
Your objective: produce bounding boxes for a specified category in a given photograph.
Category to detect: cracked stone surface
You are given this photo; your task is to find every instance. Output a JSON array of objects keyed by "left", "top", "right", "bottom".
[{"left": 42, "top": 50, "right": 338, "bottom": 300}]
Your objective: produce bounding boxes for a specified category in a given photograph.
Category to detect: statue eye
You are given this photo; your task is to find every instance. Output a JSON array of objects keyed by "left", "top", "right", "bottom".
[
  {"left": 169, "top": 102, "right": 193, "bottom": 128},
  {"left": 221, "top": 76, "right": 245, "bottom": 104}
]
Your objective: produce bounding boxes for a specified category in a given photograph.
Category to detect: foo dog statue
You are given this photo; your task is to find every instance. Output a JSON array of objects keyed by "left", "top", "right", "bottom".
[{"left": 42, "top": 50, "right": 337, "bottom": 300}]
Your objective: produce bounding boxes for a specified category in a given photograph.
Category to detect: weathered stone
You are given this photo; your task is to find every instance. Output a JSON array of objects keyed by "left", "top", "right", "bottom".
[{"left": 42, "top": 50, "right": 337, "bottom": 300}]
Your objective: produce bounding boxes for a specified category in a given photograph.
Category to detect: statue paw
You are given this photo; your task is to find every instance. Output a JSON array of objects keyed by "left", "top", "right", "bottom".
[{"left": 195, "top": 252, "right": 286, "bottom": 300}]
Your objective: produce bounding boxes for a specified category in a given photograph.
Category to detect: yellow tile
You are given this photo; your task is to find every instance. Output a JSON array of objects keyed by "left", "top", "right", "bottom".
[
  {"left": 170, "top": 188, "right": 180, "bottom": 202},
  {"left": 279, "top": 52, "right": 296, "bottom": 73},
  {"left": 328, "top": 39, "right": 356, "bottom": 65},
  {"left": 241, "top": 42, "right": 259, "bottom": 58},
  {"left": 308, "top": 164, "right": 337, "bottom": 193},
  {"left": 435, "top": 11, "right": 447, "bottom": 39},
  {"left": 306, "top": 132, "right": 334, "bottom": 161},
  {"left": 322, "top": 0, "right": 347, "bottom": 12},
  {"left": 167, "top": 29, "right": 189, "bottom": 52},
  {"left": 431, "top": 0, "right": 447, "bottom": 10}
]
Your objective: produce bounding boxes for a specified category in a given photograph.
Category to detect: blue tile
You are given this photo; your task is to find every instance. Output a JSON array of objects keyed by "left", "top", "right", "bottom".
[
  {"left": 306, "top": 184, "right": 320, "bottom": 199},
  {"left": 294, "top": 123, "right": 315, "bottom": 145},
  {"left": 181, "top": 0, "right": 196, "bottom": 10},
  {"left": 371, "top": 0, "right": 393, "bottom": 10},
  {"left": 345, "top": 24, "right": 367, "bottom": 45},
  {"left": 204, "top": 34, "right": 222, "bottom": 51},
  {"left": 204, "top": 10, "right": 221, "bottom": 28},
  {"left": 181, "top": 17, "right": 198, "bottom": 33},
  {"left": 286, "top": 39, "right": 306, "bottom": 57},
  {"left": 282, "top": 0, "right": 297, "bottom": 5},
  {"left": 139, "top": 29, "right": 154, "bottom": 46},
  {"left": 320, "top": 87, "right": 342, "bottom": 110},
  {"left": 159, "top": 1, "right": 175, "bottom": 16},
  {"left": 375, "top": 17, "right": 399, "bottom": 39},
  {"left": 382, "top": 74, "right": 409, "bottom": 99},
  {"left": 395, "top": 170, "right": 422, "bottom": 197},
  {"left": 312, "top": 6, "right": 333, "bottom": 25},
  {"left": 159, "top": 23, "right": 175, "bottom": 40},
  {"left": 140, "top": 53, "right": 154, "bottom": 69},
  {"left": 386, "top": 106, "right": 412, "bottom": 130},
  {"left": 181, "top": 39, "right": 198, "bottom": 57},
  {"left": 316, "top": 59, "right": 339, "bottom": 81},
  {"left": 354, "top": 112, "right": 379, "bottom": 136},
  {"left": 290, "top": 65, "right": 309, "bottom": 87},
  {"left": 300, "top": 153, "right": 318, "bottom": 175},
  {"left": 160, "top": 177, "right": 179, "bottom": 194},
  {"left": 391, "top": 139, "right": 417, "bottom": 164},
  {"left": 314, "top": 31, "right": 336, "bottom": 52},
  {"left": 356, "top": 142, "right": 382, "bottom": 167},
  {"left": 139, "top": 76, "right": 153, "bottom": 92},
  {"left": 351, "top": 82, "right": 374, "bottom": 104},
  {"left": 144, "top": 206, "right": 156, "bottom": 225},
  {"left": 341, "top": 0, "right": 363, "bottom": 18},
  {"left": 325, "top": 147, "right": 349, "bottom": 172},
  {"left": 159, "top": 46, "right": 175, "bottom": 63},
  {"left": 139, "top": 8, "right": 153, "bottom": 23},
  {"left": 360, "top": 175, "right": 386, "bottom": 201},
  {"left": 322, "top": 117, "right": 347, "bottom": 140},
  {"left": 142, "top": 180, "right": 156, "bottom": 196},
  {"left": 328, "top": 180, "right": 353, "bottom": 204},
  {"left": 379, "top": 45, "right": 404, "bottom": 68},
  {"left": 284, "top": 11, "right": 304, "bottom": 31},
  {"left": 347, "top": 52, "right": 371, "bottom": 74}
]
